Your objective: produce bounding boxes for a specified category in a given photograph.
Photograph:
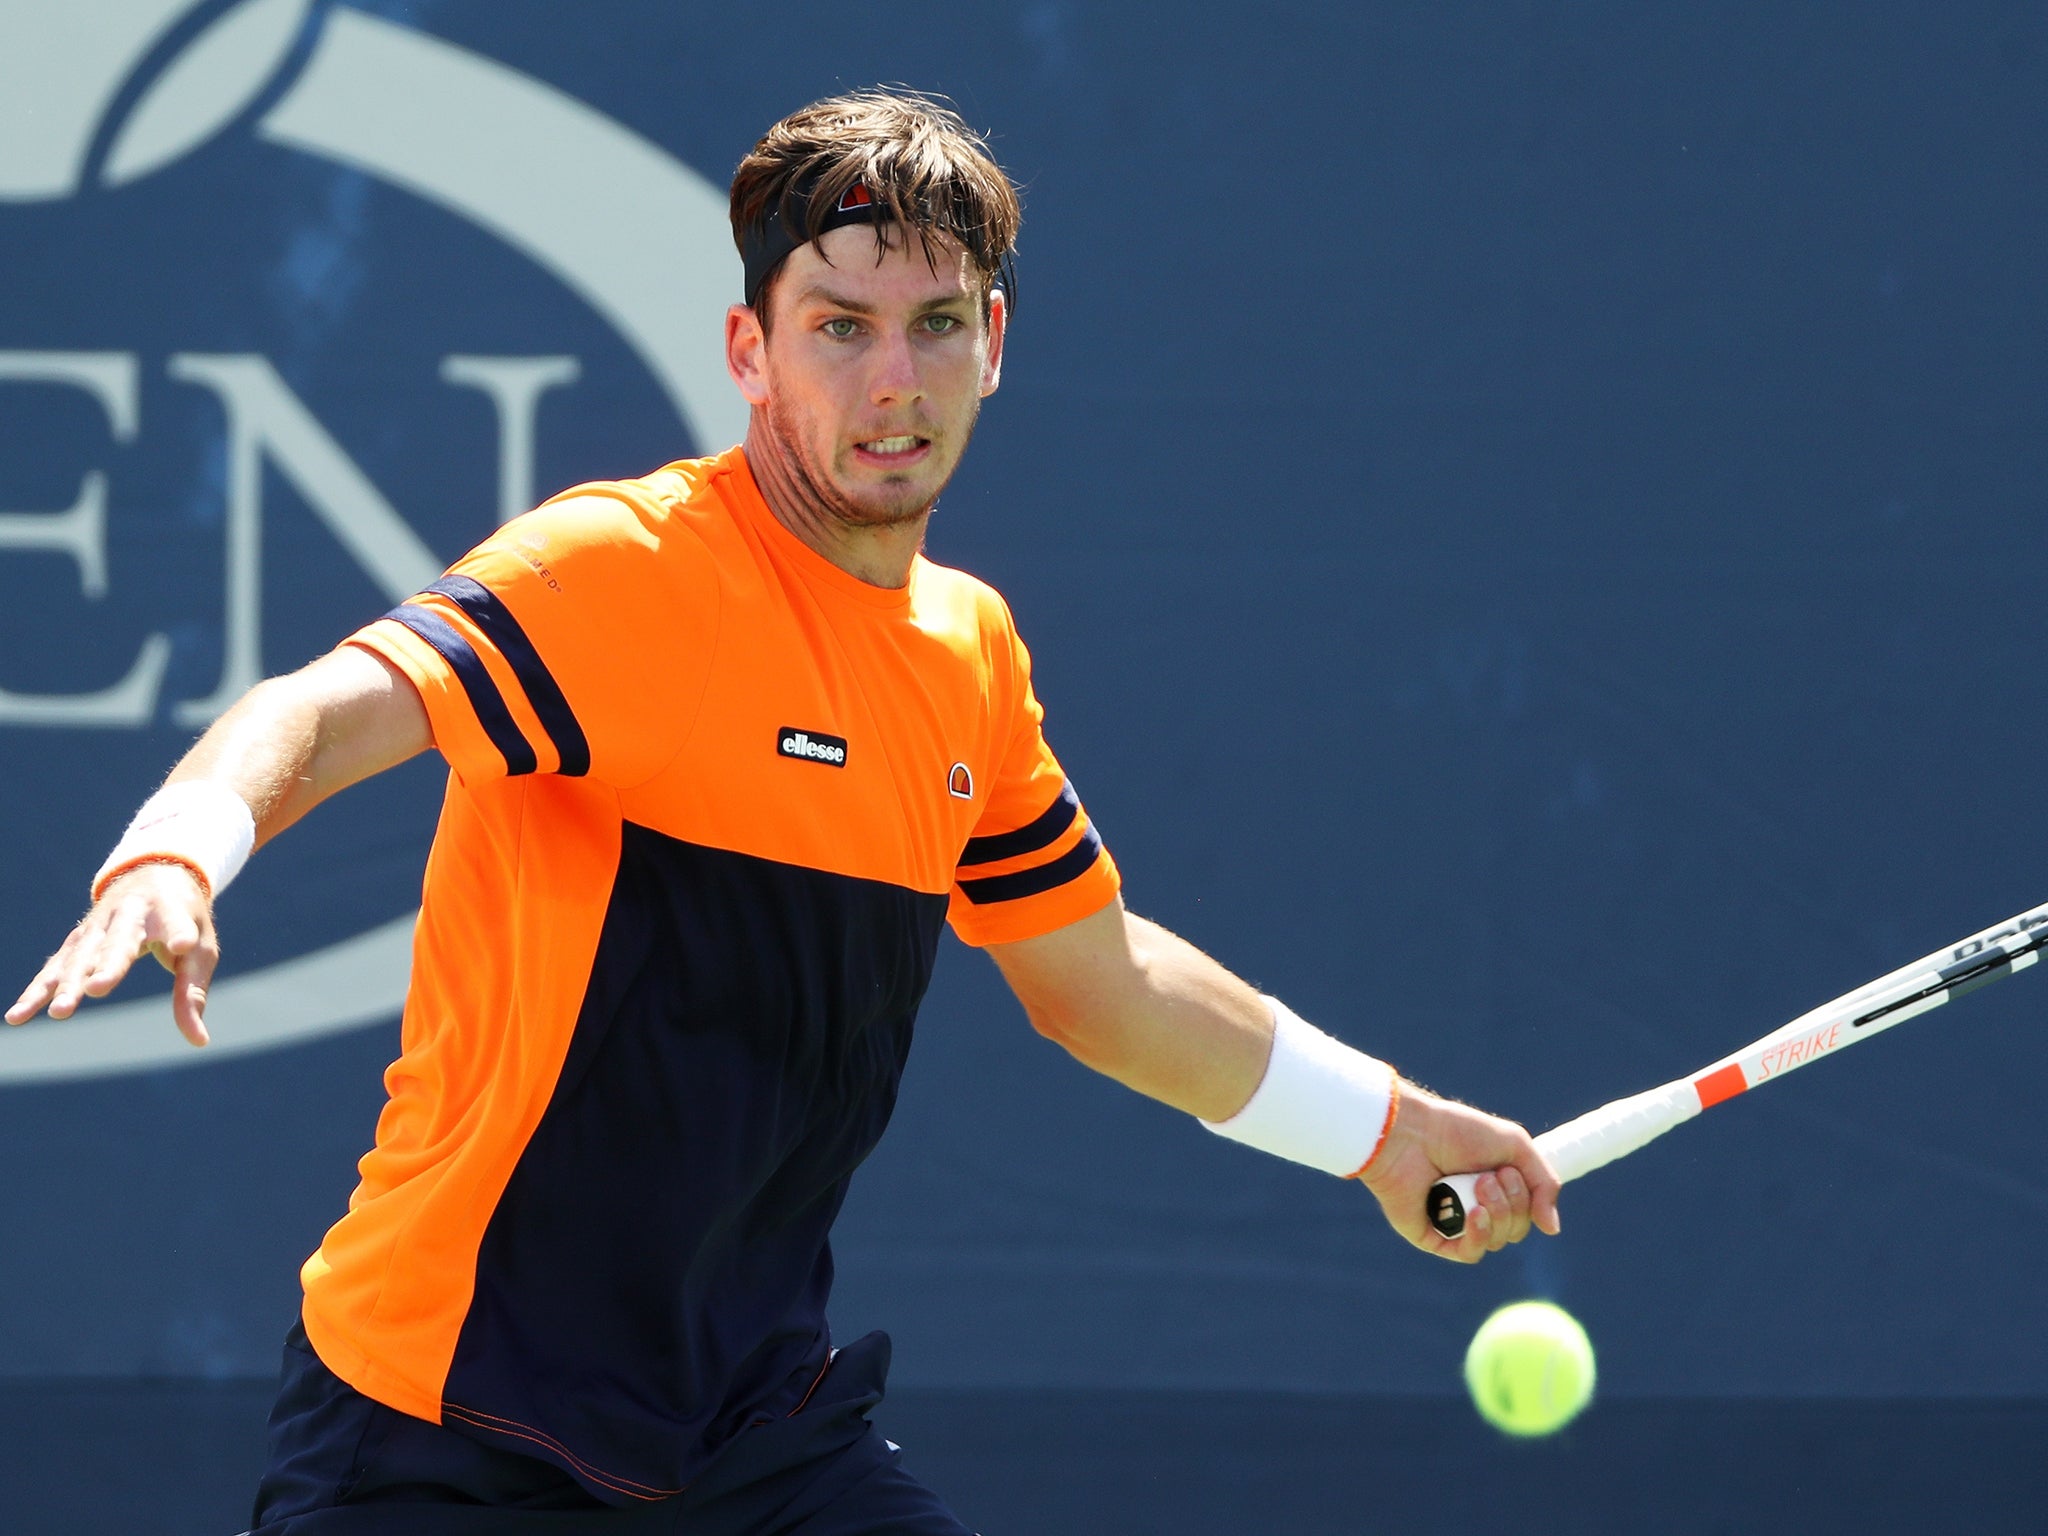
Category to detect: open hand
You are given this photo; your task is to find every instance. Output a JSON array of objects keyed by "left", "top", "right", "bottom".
[{"left": 6, "top": 863, "right": 219, "bottom": 1047}]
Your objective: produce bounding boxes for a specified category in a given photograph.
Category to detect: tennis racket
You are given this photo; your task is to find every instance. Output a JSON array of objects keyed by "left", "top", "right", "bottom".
[{"left": 1428, "top": 899, "right": 2048, "bottom": 1239}]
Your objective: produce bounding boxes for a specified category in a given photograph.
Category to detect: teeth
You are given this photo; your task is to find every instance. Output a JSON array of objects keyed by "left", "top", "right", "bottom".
[{"left": 863, "top": 435, "right": 920, "bottom": 453}]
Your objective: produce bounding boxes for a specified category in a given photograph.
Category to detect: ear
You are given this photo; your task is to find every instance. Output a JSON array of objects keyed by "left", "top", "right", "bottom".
[
  {"left": 979, "top": 287, "right": 1007, "bottom": 398},
  {"left": 726, "top": 303, "right": 771, "bottom": 407}
]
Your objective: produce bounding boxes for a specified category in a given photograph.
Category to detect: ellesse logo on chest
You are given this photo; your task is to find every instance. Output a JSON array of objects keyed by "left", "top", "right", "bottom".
[{"left": 777, "top": 726, "right": 849, "bottom": 767}]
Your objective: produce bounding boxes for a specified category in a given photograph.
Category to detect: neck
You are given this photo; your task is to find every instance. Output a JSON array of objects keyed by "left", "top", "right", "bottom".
[{"left": 742, "top": 420, "right": 927, "bottom": 589}]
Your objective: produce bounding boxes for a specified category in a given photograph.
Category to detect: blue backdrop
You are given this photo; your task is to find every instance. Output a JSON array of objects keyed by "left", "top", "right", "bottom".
[{"left": 2, "top": 0, "right": 2044, "bottom": 1413}]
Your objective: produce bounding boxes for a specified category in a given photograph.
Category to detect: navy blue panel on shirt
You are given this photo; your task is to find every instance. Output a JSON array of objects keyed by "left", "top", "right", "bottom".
[{"left": 441, "top": 825, "right": 949, "bottom": 1507}]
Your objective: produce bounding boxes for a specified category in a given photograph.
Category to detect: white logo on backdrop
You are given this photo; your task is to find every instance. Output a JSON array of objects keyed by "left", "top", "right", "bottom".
[{"left": 0, "top": 1, "right": 744, "bottom": 1082}]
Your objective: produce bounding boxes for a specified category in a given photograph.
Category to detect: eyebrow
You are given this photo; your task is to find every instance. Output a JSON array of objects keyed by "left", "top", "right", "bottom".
[{"left": 793, "top": 285, "right": 972, "bottom": 317}]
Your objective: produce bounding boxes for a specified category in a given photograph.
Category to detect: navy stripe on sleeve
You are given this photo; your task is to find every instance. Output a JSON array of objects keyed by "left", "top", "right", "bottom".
[
  {"left": 383, "top": 604, "right": 539, "bottom": 776},
  {"left": 959, "top": 781, "right": 1080, "bottom": 867},
  {"left": 426, "top": 576, "right": 590, "bottom": 776},
  {"left": 958, "top": 824, "right": 1104, "bottom": 905}
]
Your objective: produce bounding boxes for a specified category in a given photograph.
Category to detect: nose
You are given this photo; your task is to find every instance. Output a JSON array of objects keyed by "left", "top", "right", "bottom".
[{"left": 867, "top": 328, "right": 923, "bottom": 406}]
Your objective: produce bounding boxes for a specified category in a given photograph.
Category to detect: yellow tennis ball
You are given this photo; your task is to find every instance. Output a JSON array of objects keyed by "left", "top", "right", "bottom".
[{"left": 1463, "top": 1300, "right": 1595, "bottom": 1437}]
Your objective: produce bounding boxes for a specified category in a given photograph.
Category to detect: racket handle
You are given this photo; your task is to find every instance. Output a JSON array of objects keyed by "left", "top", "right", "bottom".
[
  {"left": 1426, "top": 1172, "right": 1488, "bottom": 1241},
  {"left": 1425, "top": 1079, "right": 1702, "bottom": 1240}
]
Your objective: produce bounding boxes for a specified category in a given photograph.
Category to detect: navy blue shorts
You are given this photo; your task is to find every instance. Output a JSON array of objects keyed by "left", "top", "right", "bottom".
[{"left": 248, "top": 1323, "right": 973, "bottom": 1536}]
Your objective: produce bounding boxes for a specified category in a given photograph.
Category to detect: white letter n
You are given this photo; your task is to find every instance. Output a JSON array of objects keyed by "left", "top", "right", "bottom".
[{"left": 167, "top": 355, "right": 446, "bottom": 726}]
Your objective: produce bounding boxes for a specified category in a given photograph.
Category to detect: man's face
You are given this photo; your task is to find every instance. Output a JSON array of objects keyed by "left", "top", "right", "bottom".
[{"left": 730, "top": 223, "right": 1005, "bottom": 528}]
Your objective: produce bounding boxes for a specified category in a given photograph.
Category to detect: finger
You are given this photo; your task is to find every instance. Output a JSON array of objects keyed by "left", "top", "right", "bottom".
[
  {"left": 6, "top": 971, "right": 58, "bottom": 1025},
  {"left": 1495, "top": 1163, "right": 1532, "bottom": 1246},
  {"left": 8, "top": 953, "right": 70, "bottom": 1024},
  {"left": 1418, "top": 1222, "right": 1474, "bottom": 1263},
  {"left": 140, "top": 903, "right": 204, "bottom": 979},
  {"left": 1435, "top": 1224, "right": 1487, "bottom": 1265},
  {"left": 1472, "top": 1170, "right": 1515, "bottom": 1254},
  {"left": 82, "top": 902, "right": 152, "bottom": 995},
  {"left": 47, "top": 914, "right": 120, "bottom": 1019},
  {"left": 150, "top": 904, "right": 203, "bottom": 959},
  {"left": 1499, "top": 1162, "right": 1527, "bottom": 1206},
  {"left": 1444, "top": 1171, "right": 1498, "bottom": 1257},
  {"left": 1520, "top": 1149, "right": 1564, "bottom": 1236},
  {"left": 8, "top": 928, "right": 88, "bottom": 1024},
  {"left": 169, "top": 933, "right": 218, "bottom": 1048}
]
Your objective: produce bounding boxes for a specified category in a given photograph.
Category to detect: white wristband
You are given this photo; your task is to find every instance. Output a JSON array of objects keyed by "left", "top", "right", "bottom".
[
  {"left": 92, "top": 781, "right": 257, "bottom": 903},
  {"left": 1200, "top": 997, "right": 1400, "bottom": 1178}
]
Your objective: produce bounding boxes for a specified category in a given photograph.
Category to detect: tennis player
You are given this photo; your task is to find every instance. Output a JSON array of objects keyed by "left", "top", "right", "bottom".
[{"left": 9, "top": 90, "right": 1560, "bottom": 1535}]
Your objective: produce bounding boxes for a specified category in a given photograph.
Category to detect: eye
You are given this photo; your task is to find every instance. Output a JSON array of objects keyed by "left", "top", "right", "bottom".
[
  {"left": 924, "top": 314, "right": 963, "bottom": 335},
  {"left": 822, "top": 317, "right": 858, "bottom": 339}
]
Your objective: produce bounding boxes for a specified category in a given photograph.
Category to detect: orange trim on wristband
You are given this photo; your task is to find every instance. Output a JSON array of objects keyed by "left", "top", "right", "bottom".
[
  {"left": 91, "top": 853, "right": 213, "bottom": 905},
  {"left": 1346, "top": 1072, "right": 1401, "bottom": 1180}
]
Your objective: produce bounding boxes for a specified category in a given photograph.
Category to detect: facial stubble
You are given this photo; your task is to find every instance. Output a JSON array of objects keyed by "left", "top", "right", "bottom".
[{"left": 761, "top": 383, "right": 981, "bottom": 533}]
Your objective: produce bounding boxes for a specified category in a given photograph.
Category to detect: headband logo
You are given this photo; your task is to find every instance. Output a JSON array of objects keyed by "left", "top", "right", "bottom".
[{"left": 743, "top": 181, "right": 882, "bottom": 307}]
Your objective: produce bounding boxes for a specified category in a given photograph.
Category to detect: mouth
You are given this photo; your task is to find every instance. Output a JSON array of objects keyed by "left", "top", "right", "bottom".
[{"left": 852, "top": 433, "right": 932, "bottom": 468}]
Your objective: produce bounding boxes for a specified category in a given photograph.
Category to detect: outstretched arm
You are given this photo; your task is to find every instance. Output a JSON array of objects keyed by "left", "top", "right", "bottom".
[
  {"left": 6, "top": 646, "right": 430, "bottom": 1045},
  {"left": 985, "top": 898, "right": 1561, "bottom": 1263}
]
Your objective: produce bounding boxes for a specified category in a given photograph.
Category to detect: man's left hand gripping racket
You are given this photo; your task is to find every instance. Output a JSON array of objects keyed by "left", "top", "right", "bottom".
[{"left": 1429, "top": 900, "right": 2048, "bottom": 1239}]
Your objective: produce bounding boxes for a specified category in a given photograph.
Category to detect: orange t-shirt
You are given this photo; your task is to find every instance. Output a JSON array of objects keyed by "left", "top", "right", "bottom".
[{"left": 302, "top": 446, "right": 1118, "bottom": 1504}]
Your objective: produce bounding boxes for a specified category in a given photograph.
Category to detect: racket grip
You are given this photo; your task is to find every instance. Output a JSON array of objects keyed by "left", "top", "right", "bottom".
[
  {"left": 1427, "top": 1171, "right": 1489, "bottom": 1241},
  {"left": 1425, "top": 1080, "right": 1702, "bottom": 1240}
]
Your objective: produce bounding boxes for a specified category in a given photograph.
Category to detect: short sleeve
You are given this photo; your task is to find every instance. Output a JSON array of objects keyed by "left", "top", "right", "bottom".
[
  {"left": 947, "top": 616, "right": 1120, "bottom": 947},
  {"left": 345, "top": 489, "right": 719, "bottom": 789}
]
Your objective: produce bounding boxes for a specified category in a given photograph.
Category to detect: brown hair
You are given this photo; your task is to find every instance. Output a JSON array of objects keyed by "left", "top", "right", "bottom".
[{"left": 730, "top": 88, "right": 1021, "bottom": 322}]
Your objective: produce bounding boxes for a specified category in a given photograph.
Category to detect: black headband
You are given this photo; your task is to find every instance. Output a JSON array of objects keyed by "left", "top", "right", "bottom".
[{"left": 740, "top": 179, "right": 887, "bottom": 310}]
